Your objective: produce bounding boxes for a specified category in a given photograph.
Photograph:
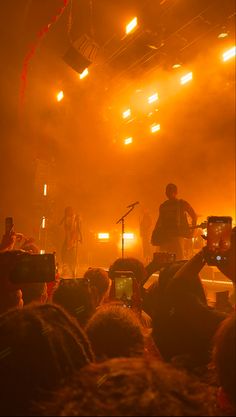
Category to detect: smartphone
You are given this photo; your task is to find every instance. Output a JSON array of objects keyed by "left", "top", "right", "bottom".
[
  {"left": 153, "top": 252, "right": 176, "bottom": 265},
  {"left": 8, "top": 253, "right": 56, "bottom": 284},
  {"left": 5, "top": 217, "right": 14, "bottom": 235},
  {"left": 207, "top": 216, "right": 232, "bottom": 265},
  {"left": 112, "top": 271, "right": 135, "bottom": 305}
]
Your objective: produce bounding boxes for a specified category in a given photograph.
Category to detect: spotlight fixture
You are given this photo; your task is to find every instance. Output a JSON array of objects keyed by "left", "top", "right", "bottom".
[
  {"left": 79, "top": 68, "right": 89, "bottom": 79},
  {"left": 222, "top": 46, "right": 236, "bottom": 62},
  {"left": 126, "top": 17, "right": 138, "bottom": 35},
  {"left": 122, "top": 109, "right": 131, "bottom": 119},
  {"left": 218, "top": 32, "right": 228, "bottom": 39},
  {"left": 151, "top": 123, "right": 161, "bottom": 133},
  {"left": 41, "top": 217, "right": 46, "bottom": 229},
  {"left": 172, "top": 63, "right": 181, "bottom": 69},
  {"left": 180, "top": 72, "right": 193, "bottom": 85},
  {"left": 123, "top": 233, "right": 134, "bottom": 240},
  {"left": 98, "top": 233, "right": 110, "bottom": 240},
  {"left": 43, "top": 184, "right": 48, "bottom": 196},
  {"left": 148, "top": 93, "right": 158, "bottom": 104},
  {"left": 124, "top": 137, "right": 133, "bottom": 145},
  {"left": 57, "top": 91, "right": 64, "bottom": 102}
]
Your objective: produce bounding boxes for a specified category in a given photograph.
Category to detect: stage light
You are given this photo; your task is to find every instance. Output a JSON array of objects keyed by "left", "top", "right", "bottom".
[
  {"left": 126, "top": 17, "right": 138, "bottom": 35},
  {"left": 98, "top": 233, "right": 110, "bottom": 240},
  {"left": 79, "top": 67, "right": 89, "bottom": 79},
  {"left": 122, "top": 109, "right": 131, "bottom": 119},
  {"left": 222, "top": 46, "right": 236, "bottom": 62},
  {"left": 41, "top": 217, "right": 46, "bottom": 229},
  {"left": 123, "top": 233, "right": 134, "bottom": 240},
  {"left": 218, "top": 32, "right": 228, "bottom": 39},
  {"left": 148, "top": 93, "right": 158, "bottom": 104},
  {"left": 172, "top": 63, "right": 181, "bottom": 69},
  {"left": 180, "top": 72, "right": 193, "bottom": 85},
  {"left": 43, "top": 184, "right": 47, "bottom": 196},
  {"left": 40, "top": 249, "right": 46, "bottom": 254},
  {"left": 124, "top": 137, "right": 133, "bottom": 145},
  {"left": 57, "top": 91, "right": 64, "bottom": 102},
  {"left": 151, "top": 123, "right": 161, "bottom": 133}
]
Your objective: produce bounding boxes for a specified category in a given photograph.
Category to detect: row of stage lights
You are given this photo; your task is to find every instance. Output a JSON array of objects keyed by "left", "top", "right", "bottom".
[
  {"left": 122, "top": 90, "right": 160, "bottom": 145},
  {"left": 120, "top": 44, "right": 235, "bottom": 146},
  {"left": 98, "top": 233, "right": 134, "bottom": 240},
  {"left": 54, "top": 8, "right": 235, "bottom": 104}
]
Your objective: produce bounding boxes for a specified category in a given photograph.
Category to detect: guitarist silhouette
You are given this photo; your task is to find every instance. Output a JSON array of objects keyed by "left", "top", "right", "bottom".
[{"left": 151, "top": 184, "right": 197, "bottom": 260}]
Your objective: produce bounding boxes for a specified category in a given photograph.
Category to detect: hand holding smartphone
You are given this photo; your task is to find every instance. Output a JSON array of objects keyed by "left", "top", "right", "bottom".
[{"left": 206, "top": 216, "right": 232, "bottom": 266}]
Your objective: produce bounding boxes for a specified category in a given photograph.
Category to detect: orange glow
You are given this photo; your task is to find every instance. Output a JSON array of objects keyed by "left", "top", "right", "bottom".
[
  {"left": 126, "top": 17, "right": 138, "bottom": 35},
  {"left": 122, "top": 109, "right": 131, "bottom": 119},
  {"left": 79, "top": 68, "right": 89, "bottom": 79},
  {"left": 124, "top": 137, "right": 133, "bottom": 145},
  {"left": 180, "top": 72, "right": 193, "bottom": 85},
  {"left": 151, "top": 123, "right": 161, "bottom": 133},
  {"left": 98, "top": 233, "right": 110, "bottom": 240},
  {"left": 148, "top": 93, "right": 158, "bottom": 104},
  {"left": 57, "top": 91, "right": 64, "bottom": 102},
  {"left": 43, "top": 184, "right": 47, "bottom": 196},
  {"left": 123, "top": 233, "right": 134, "bottom": 240},
  {"left": 222, "top": 46, "right": 236, "bottom": 62}
]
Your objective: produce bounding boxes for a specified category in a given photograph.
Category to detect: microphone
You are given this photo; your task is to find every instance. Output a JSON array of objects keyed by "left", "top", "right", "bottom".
[{"left": 127, "top": 201, "right": 139, "bottom": 208}]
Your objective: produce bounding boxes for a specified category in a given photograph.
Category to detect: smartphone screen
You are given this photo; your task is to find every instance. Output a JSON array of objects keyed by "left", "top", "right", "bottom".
[
  {"left": 10, "top": 253, "right": 56, "bottom": 284},
  {"left": 114, "top": 277, "right": 133, "bottom": 301},
  {"left": 207, "top": 216, "right": 232, "bottom": 265}
]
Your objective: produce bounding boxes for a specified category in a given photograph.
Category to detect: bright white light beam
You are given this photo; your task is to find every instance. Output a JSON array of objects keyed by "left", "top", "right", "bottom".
[
  {"left": 57, "top": 91, "right": 64, "bottom": 102},
  {"left": 180, "top": 72, "right": 193, "bottom": 85},
  {"left": 151, "top": 124, "right": 161, "bottom": 133},
  {"left": 98, "top": 233, "right": 110, "bottom": 240},
  {"left": 148, "top": 93, "right": 158, "bottom": 104},
  {"left": 126, "top": 17, "right": 138, "bottom": 35},
  {"left": 124, "top": 137, "right": 133, "bottom": 145},
  {"left": 79, "top": 68, "right": 89, "bottom": 80},
  {"left": 222, "top": 46, "right": 236, "bottom": 62},
  {"left": 123, "top": 109, "right": 131, "bottom": 119}
]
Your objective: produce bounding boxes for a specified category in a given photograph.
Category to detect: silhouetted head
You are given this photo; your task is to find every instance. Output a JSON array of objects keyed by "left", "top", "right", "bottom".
[
  {"left": 86, "top": 304, "right": 145, "bottom": 361},
  {"left": 109, "top": 257, "right": 146, "bottom": 285},
  {"left": 166, "top": 183, "right": 178, "bottom": 200},
  {"left": 52, "top": 279, "right": 96, "bottom": 327},
  {"left": 0, "top": 303, "right": 94, "bottom": 416},
  {"left": 22, "top": 282, "right": 48, "bottom": 305},
  {"left": 84, "top": 268, "right": 111, "bottom": 306},
  {"left": 43, "top": 357, "right": 217, "bottom": 416}
]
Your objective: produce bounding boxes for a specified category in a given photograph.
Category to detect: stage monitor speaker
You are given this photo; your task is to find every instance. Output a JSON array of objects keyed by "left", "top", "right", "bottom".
[{"left": 63, "top": 46, "right": 91, "bottom": 74}]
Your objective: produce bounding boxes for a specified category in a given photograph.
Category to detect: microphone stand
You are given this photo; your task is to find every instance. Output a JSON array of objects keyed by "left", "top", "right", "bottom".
[{"left": 116, "top": 205, "right": 136, "bottom": 259}]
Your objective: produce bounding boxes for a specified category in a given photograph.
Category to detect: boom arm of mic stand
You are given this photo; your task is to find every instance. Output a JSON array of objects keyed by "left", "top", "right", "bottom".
[{"left": 116, "top": 207, "right": 135, "bottom": 224}]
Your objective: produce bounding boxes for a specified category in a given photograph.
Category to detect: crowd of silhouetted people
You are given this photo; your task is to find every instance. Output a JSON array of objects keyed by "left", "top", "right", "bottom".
[{"left": 0, "top": 222, "right": 235, "bottom": 416}]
